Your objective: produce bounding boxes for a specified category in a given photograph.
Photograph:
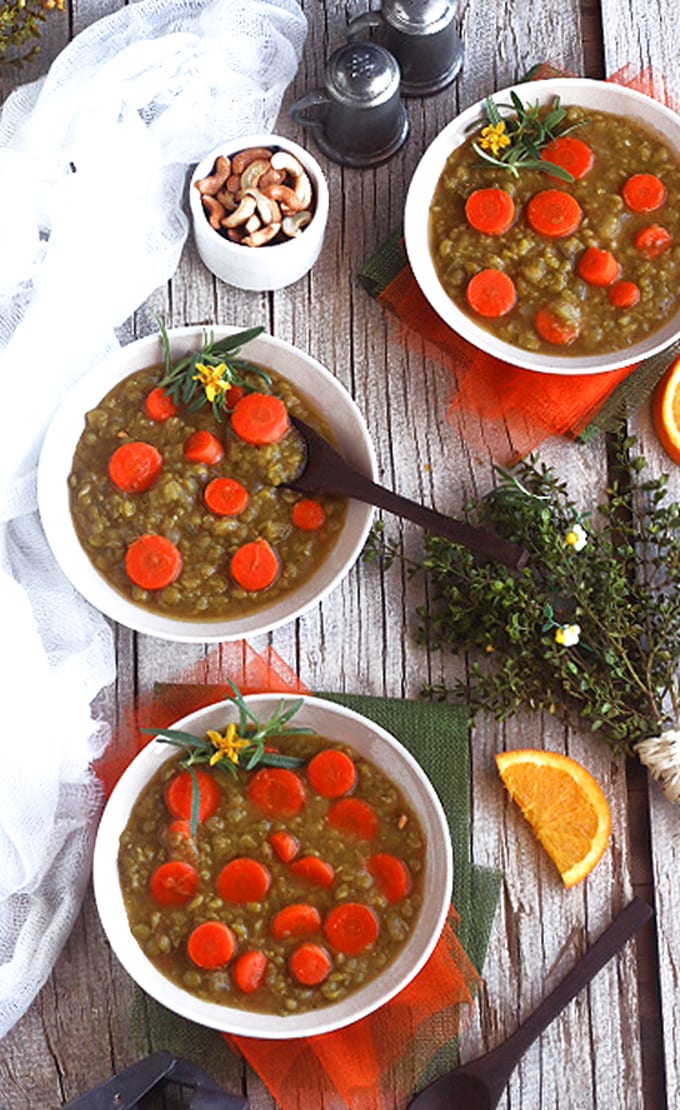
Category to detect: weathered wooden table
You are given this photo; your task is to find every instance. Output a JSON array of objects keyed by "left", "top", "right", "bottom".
[{"left": 1, "top": 2, "right": 679, "bottom": 1108}]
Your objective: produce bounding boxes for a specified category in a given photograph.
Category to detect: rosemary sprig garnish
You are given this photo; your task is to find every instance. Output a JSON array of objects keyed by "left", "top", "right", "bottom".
[
  {"left": 142, "top": 680, "right": 311, "bottom": 837},
  {"left": 156, "top": 317, "right": 269, "bottom": 420},
  {"left": 469, "top": 92, "right": 587, "bottom": 182}
]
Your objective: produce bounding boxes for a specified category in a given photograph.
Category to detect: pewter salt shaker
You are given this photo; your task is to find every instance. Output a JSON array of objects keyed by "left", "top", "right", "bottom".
[
  {"left": 348, "top": 0, "right": 463, "bottom": 97},
  {"left": 289, "top": 41, "right": 409, "bottom": 167}
]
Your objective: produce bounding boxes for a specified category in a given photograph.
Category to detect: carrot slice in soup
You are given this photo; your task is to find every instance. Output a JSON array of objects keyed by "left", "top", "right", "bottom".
[
  {"left": 183, "top": 430, "right": 224, "bottom": 465},
  {"left": 144, "top": 387, "right": 177, "bottom": 422},
  {"left": 327, "top": 797, "right": 378, "bottom": 839},
  {"left": 464, "top": 188, "right": 516, "bottom": 235},
  {"left": 324, "top": 903, "right": 379, "bottom": 955},
  {"left": 526, "top": 189, "right": 582, "bottom": 238},
  {"left": 368, "top": 854, "right": 412, "bottom": 902},
  {"left": 289, "top": 857, "right": 335, "bottom": 888},
  {"left": 608, "top": 281, "right": 641, "bottom": 308},
  {"left": 247, "top": 767, "right": 306, "bottom": 817},
  {"left": 577, "top": 247, "right": 621, "bottom": 287},
  {"left": 125, "top": 534, "right": 182, "bottom": 590},
  {"left": 289, "top": 942, "right": 332, "bottom": 986},
  {"left": 164, "top": 769, "right": 221, "bottom": 823},
  {"left": 622, "top": 173, "right": 666, "bottom": 212},
  {"left": 233, "top": 950, "right": 268, "bottom": 993},
  {"left": 204, "top": 477, "right": 249, "bottom": 517},
  {"left": 231, "top": 392, "right": 290, "bottom": 445},
  {"left": 108, "top": 441, "right": 163, "bottom": 493},
  {"left": 307, "top": 749, "right": 357, "bottom": 798},
  {"left": 149, "top": 860, "right": 199, "bottom": 906},
  {"left": 534, "top": 307, "right": 580, "bottom": 346},
  {"left": 465, "top": 269, "right": 517, "bottom": 318},
  {"left": 634, "top": 225, "right": 672, "bottom": 258},
  {"left": 539, "top": 136, "right": 594, "bottom": 180},
  {"left": 271, "top": 904, "right": 322, "bottom": 940},
  {"left": 230, "top": 538, "right": 279, "bottom": 592},
  {"left": 269, "top": 830, "right": 299, "bottom": 862},
  {"left": 216, "top": 858, "right": 271, "bottom": 903},
  {"left": 291, "top": 499, "right": 327, "bottom": 531},
  {"left": 187, "top": 921, "right": 236, "bottom": 968}
]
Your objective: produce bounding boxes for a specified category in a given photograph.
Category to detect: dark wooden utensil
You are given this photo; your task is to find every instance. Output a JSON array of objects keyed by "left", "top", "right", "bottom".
[
  {"left": 408, "top": 897, "right": 653, "bottom": 1110},
  {"left": 285, "top": 417, "right": 529, "bottom": 570}
]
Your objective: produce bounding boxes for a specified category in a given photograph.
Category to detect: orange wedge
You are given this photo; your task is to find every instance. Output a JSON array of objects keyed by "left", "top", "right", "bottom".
[
  {"left": 496, "top": 749, "right": 611, "bottom": 888},
  {"left": 651, "top": 353, "right": 680, "bottom": 465}
]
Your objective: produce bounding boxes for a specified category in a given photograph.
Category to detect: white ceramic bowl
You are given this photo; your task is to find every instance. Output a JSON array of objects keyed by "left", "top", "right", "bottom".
[
  {"left": 93, "top": 693, "right": 453, "bottom": 1038},
  {"left": 37, "top": 326, "right": 376, "bottom": 643},
  {"left": 404, "top": 78, "right": 680, "bottom": 375},
  {"left": 189, "top": 133, "right": 329, "bottom": 292}
]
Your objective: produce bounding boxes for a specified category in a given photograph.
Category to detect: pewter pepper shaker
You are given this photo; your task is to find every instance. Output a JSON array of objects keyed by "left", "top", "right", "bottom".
[{"left": 348, "top": 0, "right": 463, "bottom": 97}]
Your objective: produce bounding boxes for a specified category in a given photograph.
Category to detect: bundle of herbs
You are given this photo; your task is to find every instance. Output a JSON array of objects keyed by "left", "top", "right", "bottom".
[{"left": 367, "top": 434, "right": 680, "bottom": 802}]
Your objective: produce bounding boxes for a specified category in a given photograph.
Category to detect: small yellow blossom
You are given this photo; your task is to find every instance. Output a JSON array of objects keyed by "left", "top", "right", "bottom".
[
  {"left": 193, "top": 361, "right": 230, "bottom": 403},
  {"left": 555, "top": 623, "right": 581, "bottom": 647},
  {"left": 479, "top": 121, "right": 511, "bottom": 158},
  {"left": 207, "top": 722, "right": 250, "bottom": 766},
  {"left": 564, "top": 523, "right": 587, "bottom": 552}
]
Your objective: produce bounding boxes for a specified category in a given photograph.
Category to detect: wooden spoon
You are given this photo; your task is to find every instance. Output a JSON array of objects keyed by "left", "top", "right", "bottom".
[
  {"left": 408, "top": 897, "right": 653, "bottom": 1110},
  {"left": 285, "top": 417, "right": 528, "bottom": 571}
]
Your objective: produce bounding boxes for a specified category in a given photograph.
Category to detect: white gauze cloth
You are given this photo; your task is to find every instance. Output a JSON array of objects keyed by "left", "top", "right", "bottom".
[{"left": 0, "top": 0, "right": 306, "bottom": 1039}]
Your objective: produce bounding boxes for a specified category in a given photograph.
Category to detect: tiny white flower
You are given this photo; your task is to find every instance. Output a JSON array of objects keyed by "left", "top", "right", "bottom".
[
  {"left": 636, "top": 729, "right": 680, "bottom": 804},
  {"left": 564, "top": 523, "right": 587, "bottom": 551},
  {"left": 555, "top": 623, "right": 581, "bottom": 647}
]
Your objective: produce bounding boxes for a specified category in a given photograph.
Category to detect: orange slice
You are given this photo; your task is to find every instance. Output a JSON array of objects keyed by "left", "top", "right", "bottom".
[
  {"left": 496, "top": 749, "right": 611, "bottom": 888},
  {"left": 651, "top": 354, "right": 680, "bottom": 465}
]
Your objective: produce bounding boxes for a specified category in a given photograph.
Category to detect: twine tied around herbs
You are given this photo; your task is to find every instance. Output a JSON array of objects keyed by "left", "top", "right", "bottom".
[{"left": 636, "top": 731, "right": 680, "bottom": 804}]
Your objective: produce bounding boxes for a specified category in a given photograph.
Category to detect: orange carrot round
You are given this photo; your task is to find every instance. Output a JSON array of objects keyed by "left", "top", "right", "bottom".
[
  {"left": 634, "top": 224, "right": 672, "bottom": 258},
  {"left": 216, "top": 858, "right": 272, "bottom": 903},
  {"left": 247, "top": 767, "right": 306, "bottom": 817},
  {"left": 307, "top": 749, "right": 357, "bottom": 798},
  {"left": 230, "top": 538, "right": 280, "bottom": 592},
  {"left": 183, "top": 429, "right": 224, "bottom": 465},
  {"left": 232, "top": 950, "right": 268, "bottom": 993},
  {"left": 526, "top": 189, "right": 582, "bottom": 238},
  {"left": 125, "top": 534, "right": 183, "bottom": 590},
  {"left": 231, "top": 392, "right": 290, "bottom": 445},
  {"left": 108, "top": 441, "right": 163, "bottom": 493},
  {"left": 622, "top": 173, "right": 666, "bottom": 212},
  {"left": 464, "top": 188, "right": 516, "bottom": 235},
  {"left": 187, "top": 921, "right": 236, "bottom": 968},
  {"left": 291, "top": 499, "right": 327, "bottom": 531},
  {"left": 539, "top": 136, "right": 594, "bottom": 180},
  {"left": 148, "top": 860, "right": 199, "bottom": 906},
  {"left": 368, "top": 853, "right": 412, "bottom": 903},
  {"left": 465, "top": 269, "right": 517, "bottom": 318},
  {"left": 166, "top": 818, "right": 193, "bottom": 842},
  {"left": 577, "top": 247, "right": 621, "bottom": 287},
  {"left": 289, "top": 856, "right": 336, "bottom": 888},
  {"left": 164, "top": 768, "right": 221, "bottom": 823},
  {"left": 608, "top": 281, "right": 641, "bottom": 308},
  {"left": 534, "top": 307, "right": 580, "bottom": 346},
  {"left": 204, "top": 477, "right": 249, "bottom": 517},
  {"left": 269, "top": 830, "right": 299, "bottom": 862},
  {"left": 270, "top": 903, "right": 322, "bottom": 941},
  {"left": 323, "top": 903, "right": 379, "bottom": 955},
  {"left": 144, "top": 387, "right": 177, "bottom": 422},
  {"left": 289, "top": 942, "right": 332, "bottom": 986},
  {"left": 327, "top": 797, "right": 378, "bottom": 839}
]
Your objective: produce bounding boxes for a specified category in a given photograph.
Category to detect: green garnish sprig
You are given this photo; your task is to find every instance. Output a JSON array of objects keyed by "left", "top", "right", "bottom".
[
  {"left": 157, "top": 317, "right": 269, "bottom": 420},
  {"left": 470, "top": 92, "right": 587, "bottom": 182}
]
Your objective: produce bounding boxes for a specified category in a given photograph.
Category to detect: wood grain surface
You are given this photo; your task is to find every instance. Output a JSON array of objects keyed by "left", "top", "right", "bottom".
[{"left": 1, "top": 1, "right": 679, "bottom": 1108}]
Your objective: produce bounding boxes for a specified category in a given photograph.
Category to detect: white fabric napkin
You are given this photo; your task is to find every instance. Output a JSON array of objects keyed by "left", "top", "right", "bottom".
[{"left": 0, "top": 0, "right": 306, "bottom": 1039}]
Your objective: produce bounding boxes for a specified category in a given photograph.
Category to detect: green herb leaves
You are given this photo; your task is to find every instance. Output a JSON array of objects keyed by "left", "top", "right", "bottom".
[{"left": 471, "top": 92, "right": 586, "bottom": 182}]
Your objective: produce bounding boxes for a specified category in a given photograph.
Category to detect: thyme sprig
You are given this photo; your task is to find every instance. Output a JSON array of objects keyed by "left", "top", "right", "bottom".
[
  {"left": 366, "top": 433, "right": 680, "bottom": 756},
  {"left": 156, "top": 317, "right": 269, "bottom": 420},
  {"left": 142, "top": 680, "right": 311, "bottom": 837},
  {"left": 469, "top": 92, "right": 587, "bottom": 182}
]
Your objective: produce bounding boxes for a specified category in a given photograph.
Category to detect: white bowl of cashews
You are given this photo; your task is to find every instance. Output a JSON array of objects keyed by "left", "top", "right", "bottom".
[{"left": 189, "top": 133, "right": 329, "bottom": 292}]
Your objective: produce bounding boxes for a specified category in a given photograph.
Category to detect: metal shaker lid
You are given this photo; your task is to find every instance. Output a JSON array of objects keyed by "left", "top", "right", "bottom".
[
  {"left": 325, "top": 41, "right": 401, "bottom": 107},
  {"left": 381, "top": 0, "right": 455, "bottom": 35}
]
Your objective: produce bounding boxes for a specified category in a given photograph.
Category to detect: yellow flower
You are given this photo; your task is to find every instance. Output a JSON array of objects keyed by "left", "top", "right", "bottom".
[
  {"left": 207, "top": 723, "right": 250, "bottom": 766},
  {"left": 193, "top": 361, "right": 230, "bottom": 403},
  {"left": 564, "top": 523, "right": 587, "bottom": 551},
  {"left": 555, "top": 623, "right": 581, "bottom": 647},
  {"left": 479, "top": 121, "right": 511, "bottom": 158}
]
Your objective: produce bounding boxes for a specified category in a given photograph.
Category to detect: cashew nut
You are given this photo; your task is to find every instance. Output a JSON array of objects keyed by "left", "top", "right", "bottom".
[
  {"left": 221, "top": 194, "right": 257, "bottom": 228},
  {"left": 201, "top": 194, "right": 227, "bottom": 229},
  {"left": 241, "top": 222, "right": 282, "bottom": 247},
  {"left": 244, "top": 213, "right": 262, "bottom": 234},
  {"left": 262, "top": 183, "right": 304, "bottom": 213},
  {"left": 214, "top": 187, "right": 238, "bottom": 211},
  {"left": 240, "top": 159, "right": 271, "bottom": 192},
  {"left": 232, "top": 146, "right": 275, "bottom": 175},
  {"left": 270, "top": 151, "right": 313, "bottom": 209},
  {"left": 259, "top": 166, "right": 286, "bottom": 190},
  {"left": 282, "top": 210, "right": 313, "bottom": 237},
  {"left": 226, "top": 173, "right": 242, "bottom": 195},
  {"left": 195, "top": 155, "right": 231, "bottom": 196},
  {"left": 244, "top": 187, "right": 282, "bottom": 226}
]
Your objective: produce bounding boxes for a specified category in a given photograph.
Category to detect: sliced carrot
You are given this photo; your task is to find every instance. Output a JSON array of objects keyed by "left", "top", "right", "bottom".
[
  {"left": 291, "top": 499, "right": 327, "bottom": 531},
  {"left": 368, "top": 854, "right": 412, "bottom": 903},
  {"left": 327, "top": 797, "right": 378, "bottom": 839},
  {"left": 526, "top": 189, "right": 582, "bottom": 238},
  {"left": 608, "top": 281, "right": 641, "bottom": 308},
  {"left": 464, "top": 188, "right": 516, "bottom": 235},
  {"left": 144, "top": 386, "right": 178, "bottom": 422},
  {"left": 270, "top": 903, "right": 322, "bottom": 941},
  {"left": 108, "top": 441, "right": 163, "bottom": 493},
  {"left": 166, "top": 818, "right": 193, "bottom": 841},
  {"left": 465, "top": 269, "right": 517, "bottom": 318},
  {"left": 187, "top": 921, "right": 236, "bottom": 969},
  {"left": 577, "top": 247, "right": 621, "bottom": 287},
  {"left": 269, "top": 830, "right": 299, "bottom": 863},
  {"left": 231, "top": 392, "right": 290, "bottom": 445},
  {"left": 148, "top": 860, "right": 199, "bottom": 906},
  {"left": 230, "top": 538, "right": 280, "bottom": 592},
  {"left": 539, "top": 136, "right": 594, "bottom": 180},
  {"left": 289, "top": 942, "right": 332, "bottom": 986},
  {"left": 204, "top": 477, "right": 249, "bottom": 517},
  {"left": 164, "top": 769, "right": 221, "bottom": 823},
  {"left": 634, "top": 224, "right": 672, "bottom": 258},
  {"left": 307, "top": 749, "right": 357, "bottom": 798},
  {"left": 534, "top": 307, "right": 580, "bottom": 346},
  {"left": 183, "top": 429, "right": 224, "bottom": 465},
  {"left": 125, "top": 534, "right": 183, "bottom": 590},
  {"left": 247, "top": 767, "right": 306, "bottom": 817},
  {"left": 289, "top": 856, "right": 336, "bottom": 888},
  {"left": 622, "top": 173, "right": 666, "bottom": 212},
  {"left": 224, "top": 384, "right": 245, "bottom": 411},
  {"left": 216, "top": 858, "right": 272, "bottom": 903},
  {"left": 323, "top": 902, "right": 379, "bottom": 955},
  {"left": 232, "top": 950, "right": 268, "bottom": 993}
]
